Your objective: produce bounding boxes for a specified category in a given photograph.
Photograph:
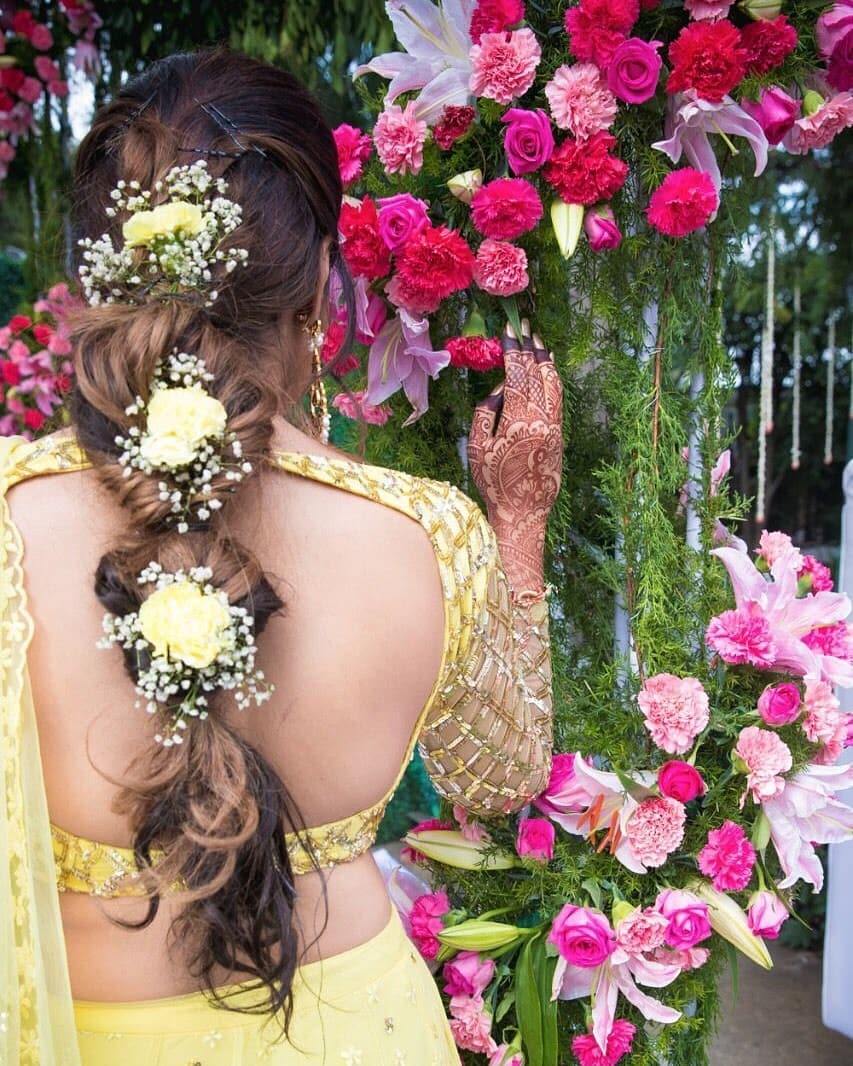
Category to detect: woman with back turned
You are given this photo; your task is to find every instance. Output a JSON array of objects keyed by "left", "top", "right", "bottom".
[{"left": 0, "top": 49, "right": 562, "bottom": 1064}]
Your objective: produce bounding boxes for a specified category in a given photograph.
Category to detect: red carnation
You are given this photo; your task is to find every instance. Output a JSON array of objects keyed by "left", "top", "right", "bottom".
[
  {"left": 1, "top": 69, "right": 26, "bottom": 95},
  {"left": 1, "top": 361, "right": 20, "bottom": 386},
  {"left": 391, "top": 226, "right": 475, "bottom": 314},
  {"left": 564, "top": 0, "right": 640, "bottom": 70},
  {"left": 740, "top": 16, "right": 798, "bottom": 77},
  {"left": 33, "top": 323, "right": 53, "bottom": 347},
  {"left": 446, "top": 336, "right": 504, "bottom": 371},
  {"left": 433, "top": 105, "right": 476, "bottom": 150},
  {"left": 56, "top": 373, "right": 72, "bottom": 393},
  {"left": 9, "top": 314, "right": 32, "bottom": 334},
  {"left": 470, "top": 177, "right": 543, "bottom": 240},
  {"left": 647, "top": 168, "right": 718, "bottom": 238},
  {"left": 24, "top": 408, "right": 45, "bottom": 431},
  {"left": 667, "top": 20, "right": 747, "bottom": 104},
  {"left": 320, "top": 320, "right": 359, "bottom": 377},
  {"left": 339, "top": 198, "right": 391, "bottom": 281},
  {"left": 470, "top": 0, "right": 525, "bottom": 45},
  {"left": 543, "top": 131, "right": 628, "bottom": 206}
]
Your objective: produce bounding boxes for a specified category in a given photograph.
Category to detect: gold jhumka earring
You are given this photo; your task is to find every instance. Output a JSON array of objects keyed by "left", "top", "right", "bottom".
[{"left": 305, "top": 318, "right": 330, "bottom": 444}]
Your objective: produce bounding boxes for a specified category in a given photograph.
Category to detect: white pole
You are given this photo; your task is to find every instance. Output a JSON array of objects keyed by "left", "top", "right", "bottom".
[
  {"left": 824, "top": 315, "right": 837, "bottom": 466},
  {"left": 756, "top": 224, "right": 775, "bottom": 524},
  {"left": 791, "top": 280, "right": 802, "bottom": 470}
]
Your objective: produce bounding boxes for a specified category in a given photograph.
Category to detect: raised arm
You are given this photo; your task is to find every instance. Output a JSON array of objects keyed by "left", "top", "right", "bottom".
[{"left": 418, "top": 324, "right": 562, "bottom": 815}]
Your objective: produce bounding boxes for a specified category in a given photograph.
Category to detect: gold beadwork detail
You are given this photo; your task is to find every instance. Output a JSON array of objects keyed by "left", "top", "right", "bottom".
[{"left": 384, "top": 1017, "right": 395, "bottom": 1033}]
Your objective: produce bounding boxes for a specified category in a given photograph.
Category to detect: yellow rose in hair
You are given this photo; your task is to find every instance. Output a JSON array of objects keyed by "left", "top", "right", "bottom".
[
  {"left": 138, "top": 386, "right": 228, "bottom": 470},
  {"left": 122, "top": 201, "right": 205, "bottom": 248},
  {"left": 138, "top": 582, "right": 234, "bottom": 669}
]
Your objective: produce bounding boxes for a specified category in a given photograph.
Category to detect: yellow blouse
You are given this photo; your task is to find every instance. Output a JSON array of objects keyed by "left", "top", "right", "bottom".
[{"left": 1, "top": 434, "right": 553, "bottom": 899}]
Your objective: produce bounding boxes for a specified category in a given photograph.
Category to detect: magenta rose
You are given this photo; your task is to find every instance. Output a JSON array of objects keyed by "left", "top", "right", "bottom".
[
  {"left": 741, "top": 86, "right": 801, "bottom": 145},
  {"left": 657, "top": 760, "right": 707, "bottom": 803},
  {"left": 443, "top": 951, "right": 496, "bottom": 998},
  {"left": 501, "top": 107, "right": 555, "bottom": 175},
  {"left": 516, "top": 817, "right": 556, "bottom": 861},
  {"left": 547, "top": 904, "right": 616, "bottom": 967},
  {"left": 377, "top": 193, "right": 431, "bottom": 253},
  {"left": 606, "top": 37, "right": 663, "bottom": 104},
  {"left": 757, "top": 682, "right": 802, "bottom": 726},
  {"left": 584, "top": 205, "right": 622, "bottom": 251},
  {"left": 655, "top": 889, "right": 712, "bottom": 950},
  {"left": 828, "top": 28, "right": 853, "bottom": 90},
  {"left": 817, "top": 2, "right": 853, "bottom": 58},
  {"left": 747, "top": 890, "right": 788, "bottom": 939}
]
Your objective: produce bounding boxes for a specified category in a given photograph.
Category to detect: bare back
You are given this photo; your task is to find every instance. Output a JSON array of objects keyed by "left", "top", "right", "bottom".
[{"left": 8, "top": 425, "right": 445, "bottom": 1000}]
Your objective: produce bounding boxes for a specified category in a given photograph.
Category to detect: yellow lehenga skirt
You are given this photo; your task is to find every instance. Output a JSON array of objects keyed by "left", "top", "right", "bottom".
[{"left": 72, "top": 909, "right": 460, "bottom": 1065}]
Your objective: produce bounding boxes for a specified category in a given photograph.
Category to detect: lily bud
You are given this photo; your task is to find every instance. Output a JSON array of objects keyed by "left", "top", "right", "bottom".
[
  {"left": 447, "top": 168, "right": 483, "bottom": 204},
  {"left": 401, "top": 829, "right": 519, "bottom": 870},
  {"left": 550, "top": 200, "right": 584, "bottom": 259},
  {"left": 739, "top": 0, "right": 782, "bottom": 20},
  {"left": 803, "top": 90, "right": 825, "bottom": 117},
  {"left": 438, "top": 917, "right": 531, "bottom": 952},
  {"left": 611, "top": 900, "right": 636, "bottom": 927},
  {"left": 463, "top": 310, "right": 488, "bottom": 337},
  {"left": 691, "top": 882, "right": 773, "bottom": 970}
]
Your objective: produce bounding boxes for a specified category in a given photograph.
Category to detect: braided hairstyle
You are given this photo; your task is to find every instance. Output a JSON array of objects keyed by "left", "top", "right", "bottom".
[{"left": 69, "top": 50, "right": 350, "bottom": 1028}]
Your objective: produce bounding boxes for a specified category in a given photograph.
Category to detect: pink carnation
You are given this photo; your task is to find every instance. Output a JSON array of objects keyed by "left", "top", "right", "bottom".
[
  {"left": 443, "top": 951, "right": 495, "bottom": 998},
  {"left": 565, "top": 0, "right": 640, "bottom": 70},
  {"left": 332, "top": 390, "right": 392, "bottom": 426},
  {"left": 374, "top": 102, "right": 427, "bottom": 176},
  {"left": 647, "top": 168, "right": 719, "bottom": 237},
  {"left": 697, "top": 820, "right": 756, "bottom": 891},
  {"left": 784, "top": 92, "right": 853, "bottom": 153},
  {"left": 799, "top": 554, "right": 834, "bottom": 593},
  {"left": 470, "top": 0, "right": 525, "bottom": 44},
  {"left": 803, "top": 621, "right": 853, "bottom": 661},
  {"left": 615, "top": 907, "right": 669, "bottom": 956},
  {"left": 332, "top": 124, "right": 372, "bottom": 187},
  {"left": 409, "top": 890, "right": 451, "bottom": 959},
  {"left": 734, "top": 726, "right": 792, "bottom": 805},
  {"left": 706, "top": 602, "right": 777, "bottom": 668},
  {"left": 446, "top": 335, "right": 504, "bottom": 371},
  {"left": 320, "top": 321, "right": 359, "bottom": 377},
  {"left": 571, "top": 1020, "right": 636, "bottom": 1066},
  {"left": 638, "top": 673, "right": 710, "bottom": 755},
  {"left": 470, "top": 177, "right": 543, "bottom": 240},
  {"left": 474, "top": 239, "right": 529, "bottom": 296},
  {"left": 449, "top": 995, "right": 498, "bottom": 1056},
  {"left": 544, "top": 63, "right": 618, "bottom": 138},
  {"left": 469, "top": 28, "right": 541, "bottom": 105},
  {"left": 625, "top": 796, "right": 686, "bottom": 867},
  {"left": 803, "top": 679, "right": 846, "bottom": 762},
  {"left": 756, "top": 529, "right": 794, "bottom": 566}
]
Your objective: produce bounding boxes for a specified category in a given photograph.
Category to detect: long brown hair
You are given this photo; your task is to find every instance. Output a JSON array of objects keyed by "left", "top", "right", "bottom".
[{"left": 69, "top": 49, "right": 349, "bottom": 1029}]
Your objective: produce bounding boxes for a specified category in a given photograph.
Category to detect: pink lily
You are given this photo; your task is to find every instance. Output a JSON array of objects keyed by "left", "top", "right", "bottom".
[
  {"left": 355, "top": 0, "right": 476, "bottom": 123},
  {"left": 552, "top": 946, "right": 682, "bottom": 1053},
  {"left": 762, "top": 762, "right": 853, "bottom": 891},
  {"left": 653, "top": 91, "right": 769, "bottom": 201},
  {"left": 372, "top": 848, "right": 434, "bottom": 938},
  {"left": 711, "top": 545, "right": 853, "bottom": 685},
  {"left": 545, "top": 754, "right": 657, "bottom": 873},
  {"left": 366, "top": 307, "right": 450, "bottom": 424}
]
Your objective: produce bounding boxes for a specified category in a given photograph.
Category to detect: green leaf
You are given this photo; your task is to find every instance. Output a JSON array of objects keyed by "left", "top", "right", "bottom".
[
  {"left": 495, "top": 987, "right": 516, "bottom": 1024},
  {"left": 500, "top": 295, "right": 524, "bottom": 344},
  {"left": 723, "top": 939, "right": 740, "bottom": 1005},
  {"left": 532, "top": 936, "right": 559, "bottom": 1066},
  {"left": 515, "top": 937, "right": 543, "bottom": 1066},
  {"left": 581, "top": 877, "right": 603, "bottom": 910}
]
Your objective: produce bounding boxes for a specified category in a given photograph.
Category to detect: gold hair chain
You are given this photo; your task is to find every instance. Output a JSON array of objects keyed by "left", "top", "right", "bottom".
[{"left": 305, "top": 318, "right": 330, "bottom": 444}]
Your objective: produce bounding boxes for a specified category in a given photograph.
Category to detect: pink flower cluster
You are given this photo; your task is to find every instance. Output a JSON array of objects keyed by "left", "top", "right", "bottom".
[{"left": 0, "top": 285, "right": 77, "bottom": 438}]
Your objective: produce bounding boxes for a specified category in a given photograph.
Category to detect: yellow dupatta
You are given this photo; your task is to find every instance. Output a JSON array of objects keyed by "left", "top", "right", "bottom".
[{"left": 0, "top": 435, "right": 81, "bottom": 1066}]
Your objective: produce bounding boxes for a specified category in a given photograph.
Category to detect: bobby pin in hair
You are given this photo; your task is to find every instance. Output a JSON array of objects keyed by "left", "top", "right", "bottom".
[
  {"left": 195, "top": 98, "right": 268, "bottom": 158},
  {"left": 176, "top": 145, "right": 245, "bottom": 159},
  {"left": 106, "top": 89, "right": 158, "bottom": 153}
]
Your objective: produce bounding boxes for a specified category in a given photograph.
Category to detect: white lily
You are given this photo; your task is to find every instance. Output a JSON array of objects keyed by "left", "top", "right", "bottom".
[
  {"left": 400, "top": 828, "right": 519, "bottom": 869},
  {"left": 355, "top": 0, "right": 476, "bottom": 123},
  {"left": 691, "top": 882, "right": 773, "bottom": 970}
]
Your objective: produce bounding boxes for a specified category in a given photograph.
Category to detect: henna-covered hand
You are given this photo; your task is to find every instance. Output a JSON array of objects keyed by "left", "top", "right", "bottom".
[{"left": 468, "top": 321, "right": 563, "bottom": 594}]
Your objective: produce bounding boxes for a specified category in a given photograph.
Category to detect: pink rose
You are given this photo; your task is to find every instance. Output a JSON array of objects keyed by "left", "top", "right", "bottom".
[
  {"left": 516, "top": 817, "right": 555, "bottom": 861},
  {"left": 757, "top": 682, "right": 802, "bottom": 727},
  {"left": 741, "top": 86, "right": 800, "bottom": 145},
  {"left": 606, "top": 37, "right": 663, "bottom": 104},
  {"left": 449, "top": 995, "right": 498, "bottom": 1056},
  {"left": 469, "top": 28, "right": 541, "bottom": 105},
  {"left": 584, "top": 205, "right": 622, "bottom": 251},
  {"left": 501, "top": 107, "right": 555, "bottom": 175},
  {"left": 817, "top": 2, "right": 853, "bottom": 58},
  {"left": 828, "top": 28, "right": 853, "bottom": 91},
  {"left": 747, "top": 890, "right": 788, "bottom": 939},
  {"left": 490, "top": 1044, "right": 523, "bottom": 1066},
  {"left": 657, "top": 760, "right": 706, "bottom": 803},
  {"left": 697, "top": 820, "right": 756, "bottom": 892},
  {"left": 533, "top": 752, "right": 589, "bottom": 816},
  {"left": 408, "top": 890, "right": 451, "bottom": 959},
  {"left": 377, "top": 193, "right": 430, "bottom": 252},
  {"left": 734, "top": 726, "right": 792, "bottom": 805},
  {"left": 547, "top": 904, "right": 616, "bottom": 967},
  {"left": 638, "top": 673, "right": 710, "bottom": 755},
  {"left": 655, "top": 888, "right": 712, "bottom": 950},
  {"left": 443, "top": 951, "right": 496, "bottom": 998}
]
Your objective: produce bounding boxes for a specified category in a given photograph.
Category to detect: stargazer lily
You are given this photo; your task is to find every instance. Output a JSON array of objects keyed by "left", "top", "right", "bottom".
[
  {"left": 366, "top": 308, "right": 450, "bottom": 424},
  {"left": 355, "top": 0, "right": 476, "bottom": 123},
  {"left": 653, "top": 91, "right": 769, "bottom": 203}
]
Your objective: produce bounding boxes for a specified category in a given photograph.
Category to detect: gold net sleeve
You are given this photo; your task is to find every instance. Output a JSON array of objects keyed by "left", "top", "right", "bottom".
[{"left": 418, "top": 512, "right": 553, "bottom": 817}]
